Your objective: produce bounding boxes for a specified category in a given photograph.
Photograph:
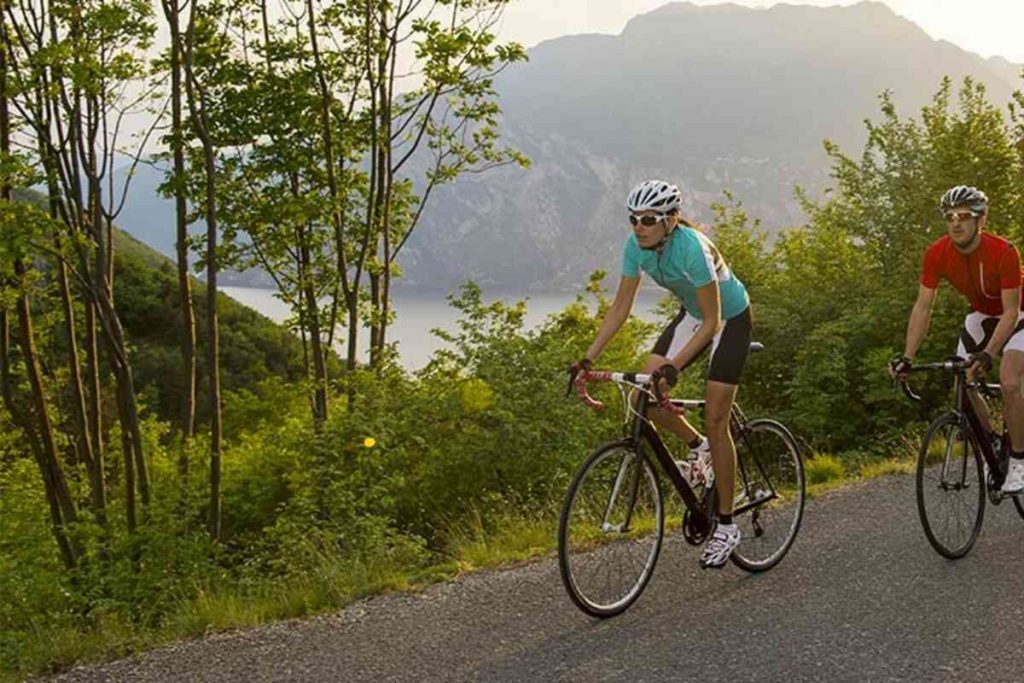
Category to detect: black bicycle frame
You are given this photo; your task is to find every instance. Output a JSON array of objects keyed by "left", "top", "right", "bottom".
[
  {"left": 632, "top": 390, "right": 712, "bottom": 532},
  {"left": 627, "top": 387, "right": 780, "bottom": 533},
  {"left": 954, "top": 371, "right": 1003, "bottom": 474}
]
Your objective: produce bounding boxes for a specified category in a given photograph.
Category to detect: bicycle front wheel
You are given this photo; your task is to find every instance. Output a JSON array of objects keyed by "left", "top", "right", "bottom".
[
  {"left": 730, "top": 419, "right": 805, "bottom": 572},
  {"left": 916, "top": 414, "right": 985, "bottom": 559},
  {"left": 558, "top": 439, "right": 664, "bottom": 618}
]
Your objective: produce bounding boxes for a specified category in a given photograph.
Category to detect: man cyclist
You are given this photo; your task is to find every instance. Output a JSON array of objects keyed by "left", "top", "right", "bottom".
[
  {"left": 572, "top": 179, "right": 753, "bottom": 568},
  {"left": 890, "top": 185, "right": 1024, "bottom": 493}
]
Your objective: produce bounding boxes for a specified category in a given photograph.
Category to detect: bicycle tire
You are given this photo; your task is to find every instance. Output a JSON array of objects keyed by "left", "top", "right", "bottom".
[
  {"left": 558, "top": 439, "right": 664, "bottom": 618},
  {"left": 729, "top": 419, "right": 805, "bottom": 572},
  {"left": 916, "top": 414, "right": 985, "bottom": 559}
]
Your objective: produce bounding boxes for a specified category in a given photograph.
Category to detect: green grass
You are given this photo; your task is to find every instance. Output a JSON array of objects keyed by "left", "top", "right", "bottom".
[
  {"left": 2, "top": 551, "right": 463, "bottom": 680},
  {"left": 859, "top": 458, "right": 915, "bottom": 479},
  {"left": 801, "top": 444, "right": 919, "bottom": 498},
  {"left": 448, "top": 514, "right": 558, "bottom": 571},
  {"left": 805, "top": 453, "right": 846, "bottom": 485}
]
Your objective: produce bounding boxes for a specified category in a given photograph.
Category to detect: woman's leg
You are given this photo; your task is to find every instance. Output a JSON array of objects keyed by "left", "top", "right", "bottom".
[
  {"left": 705, "top": 380, "right": 738, "bottom": 516},
  {"left": 701, "top": 307, "right": 752, "bottom": 518}
]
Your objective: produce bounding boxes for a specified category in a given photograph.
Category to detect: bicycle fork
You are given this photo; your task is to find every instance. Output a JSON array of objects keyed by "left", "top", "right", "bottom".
[
  {"left": 601, "top": 450, "right": 643, "bottom": 533},
  {"left": 939, "top": 419, "right": 971, "bottom": 491}
]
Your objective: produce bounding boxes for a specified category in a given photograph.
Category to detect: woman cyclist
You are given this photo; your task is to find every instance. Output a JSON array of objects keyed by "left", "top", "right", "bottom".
[{"left": 572, "top": 179, "right": 753, "bottom": 568}]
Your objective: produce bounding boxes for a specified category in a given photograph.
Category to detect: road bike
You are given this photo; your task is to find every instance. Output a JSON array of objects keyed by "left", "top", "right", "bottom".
[{"left": 897, "top": 358, "right": 1024, "bottom": 558}]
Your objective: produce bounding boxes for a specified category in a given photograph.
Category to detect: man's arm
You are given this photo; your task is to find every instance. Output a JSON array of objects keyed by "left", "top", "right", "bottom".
[{"left": 904, "top": 284, "right": 938, "bottom": 360}]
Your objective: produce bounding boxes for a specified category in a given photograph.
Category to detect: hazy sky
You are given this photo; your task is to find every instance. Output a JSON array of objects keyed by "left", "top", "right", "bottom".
[{"left": 497, "top": 0, "right": 1024, "bottom": 64}]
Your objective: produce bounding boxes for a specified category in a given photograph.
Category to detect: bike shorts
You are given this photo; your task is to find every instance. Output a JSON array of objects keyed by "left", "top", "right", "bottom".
[
  {"left": 956, "top": 310, "right": 1024, "bottom": 358},
  {"left": 652, "top": 306, "right": 752, "bottom": 386}
]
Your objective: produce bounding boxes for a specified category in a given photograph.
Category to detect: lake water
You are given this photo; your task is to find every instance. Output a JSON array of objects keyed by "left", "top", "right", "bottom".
[{"left": 220, "top": 286, "right": 668, "bottom": 369}]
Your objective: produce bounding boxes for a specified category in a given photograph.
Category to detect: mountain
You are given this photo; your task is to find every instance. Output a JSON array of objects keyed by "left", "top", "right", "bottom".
[{"left": 115, "top": 1, "right": 1023, "bottom": 292}]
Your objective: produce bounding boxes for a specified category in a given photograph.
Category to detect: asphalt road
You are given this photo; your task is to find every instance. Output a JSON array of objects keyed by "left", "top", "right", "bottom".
[{"left": 53, "top": 473, "right": 1024, "bottom": 682}]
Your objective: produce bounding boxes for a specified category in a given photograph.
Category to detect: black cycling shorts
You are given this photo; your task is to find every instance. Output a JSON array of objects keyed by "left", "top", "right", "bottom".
[{"left": 652, "top": 306, "right": 752, "bottom": 385}]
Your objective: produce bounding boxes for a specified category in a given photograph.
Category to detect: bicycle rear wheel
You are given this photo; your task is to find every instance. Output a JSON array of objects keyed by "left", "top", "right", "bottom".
[
  {"left": 558, "top": 439, "right": 663, "bottom": 618},
  {"left": 916, "top": 414, "right": 985, "bottom": 559},
  {"left": 729, "top": 419, "right": 805, "bottom": 572}
]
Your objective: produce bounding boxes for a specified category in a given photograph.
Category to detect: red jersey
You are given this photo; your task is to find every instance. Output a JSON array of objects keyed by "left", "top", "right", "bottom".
[{"left": 920, "top": 233, "right": 1024, "bottom": 315}]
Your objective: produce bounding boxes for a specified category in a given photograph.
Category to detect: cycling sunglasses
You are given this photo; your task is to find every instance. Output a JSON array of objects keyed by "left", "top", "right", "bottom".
[
  {"left": 943, "top": 210, "right": 979, "bottom": 223},
  {"left": 628, "top": 213, "right": 671, "bottom": 227}
]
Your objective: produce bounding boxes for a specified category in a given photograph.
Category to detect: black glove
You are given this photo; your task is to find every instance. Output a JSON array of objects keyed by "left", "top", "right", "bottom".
[
  {"left": 570, "top": 357, "right": 593, "bottom": 375},
  {"left": 889, "top": 355, "right": 912, "bottom": 376},
  {"left": 968, "top": 350, "right": 993, "bottom": 373},
  {"left": 654, "top": 363, "right": 679, "bottom": 389}
]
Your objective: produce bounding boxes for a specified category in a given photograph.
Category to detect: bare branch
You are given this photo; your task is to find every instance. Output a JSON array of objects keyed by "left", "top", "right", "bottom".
[
  {"left": 390, "top": 91, "right": 440, "bottom": 174},
  {"left": 106, "top": 93, "right": 171, "bottom": 221}
]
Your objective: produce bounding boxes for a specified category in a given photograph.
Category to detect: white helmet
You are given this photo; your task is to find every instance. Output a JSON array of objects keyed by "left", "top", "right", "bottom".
[
  {"left": 939, "top": 185, "right": 988, "bottom": 214},
  {"left": 626, "top": 179, "right": 681, "bottom": 214}
]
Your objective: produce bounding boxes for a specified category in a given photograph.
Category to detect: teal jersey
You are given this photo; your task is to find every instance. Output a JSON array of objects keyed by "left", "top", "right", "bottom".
[{"left": 622, "top": 227, "right": 750, "bottom": 320}]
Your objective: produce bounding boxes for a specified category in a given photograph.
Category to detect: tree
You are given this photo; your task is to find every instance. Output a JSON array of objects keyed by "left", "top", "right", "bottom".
[
  {"left": 158, "top": 0, "right": 200, "bottom": 456},
  {"left": 181, "top": 0, "right": 227, "bottom": 540},
  {"left": 352, "top": 0, "right": 529, "bottom": 367}
]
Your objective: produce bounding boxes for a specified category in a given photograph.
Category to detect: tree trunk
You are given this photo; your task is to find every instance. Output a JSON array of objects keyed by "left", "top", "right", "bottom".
[
  {"left": 115, "top": 376, "right": 137, "bottom": 532},
  {"left": 2, "top": 19, "right": 78, "bottom": 566},
  {"left": 13, "top": 260, "right": 83, "bottom": 567},
  {"left": 38, "top": 128, "right": 106, "bottom": 528},
  {"left": 373, "top": 18, "right": 395, "bottom": 364},
  {"left": 164, "top": 0, "right": 198, "bottom": 527},
  {"left": 369, "top": 271, "right": 380, "bottom": 367},
  {"left": 80, "top": 81, "right": 150, "bottom": 523},
  {"left": 4, "top": 40, "right": 75, "bottom": 565},
  {"left": 346, "top": 291, "right": 359, "bottom": 410},
  {"left": 303, "top": 0, "right": 354, "bottom": 406},
  {"left": 90, "top": 203, "right": 151, "bottom": 522},
  {"left": 83, "top": 299, "right": 105, "bottom": 520},
  {"left": 183, "top": 5, "right": 223, "bottom": 541},
  {"left": 0, "top": 309, "right": 78, "bottom": 569},
  {"left": 54, "top": 240, "right": 106, "bottom": 529},
  {"left": 204, "top": 152, "right": 222, "bottom": 542},
  {"left": 163, "top": 0, "right": 198, "bottom": 444},
  {"left": 300, "top": 248, "right": 328, "bottom": 426}
]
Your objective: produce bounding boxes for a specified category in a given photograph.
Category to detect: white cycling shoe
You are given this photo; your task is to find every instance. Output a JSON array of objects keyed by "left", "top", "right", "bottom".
[
  {"left": 1001, "top": 458, "right": 1024, "bottom": 494},
  {"left": 700, "top": 523, "right": 741, "bottom": 569}
]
